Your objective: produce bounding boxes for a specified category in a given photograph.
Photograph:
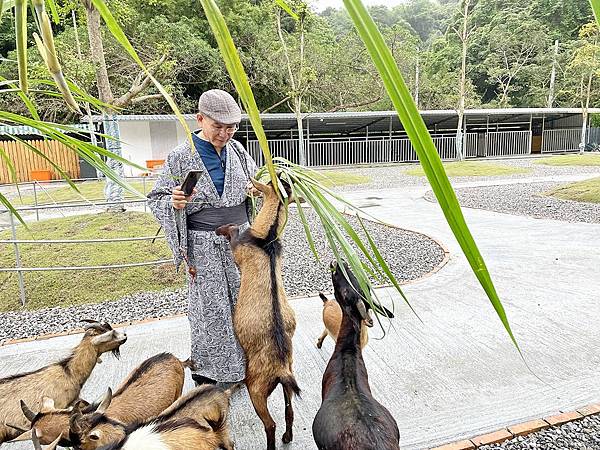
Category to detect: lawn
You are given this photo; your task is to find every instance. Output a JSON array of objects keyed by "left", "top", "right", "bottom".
[
  {"left": 8, "top": 180, "right": 149, "bottom": 206},
  {"left": 406, "top": 161, "right": 531, "bottom": 177},
  {"left": 0, "top": 212, "right": 184, "bottom": 312},
  {"left": 535, "top": 153, "right": 600, "bottom": 166},
  {"left": 545, "top": 177, "right": 600, "bottom": 204},
  {"left": 6, "top": 170, "right": 370, "bottom": 206}
]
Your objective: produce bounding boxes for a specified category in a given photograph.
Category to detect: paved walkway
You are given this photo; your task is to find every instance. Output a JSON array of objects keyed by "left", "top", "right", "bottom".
[{"left": 2, "top": 173, "right": 600, "bottom": 449}]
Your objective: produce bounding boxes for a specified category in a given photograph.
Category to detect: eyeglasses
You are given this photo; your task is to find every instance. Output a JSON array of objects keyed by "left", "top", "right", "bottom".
[{"left": 210, "top": 123, "right": 238, "bottom": 135}]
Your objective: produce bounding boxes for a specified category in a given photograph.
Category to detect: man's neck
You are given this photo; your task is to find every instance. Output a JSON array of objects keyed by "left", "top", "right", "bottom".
[{"left": 198, "top": 130, "right": 224, "bottom": 154}]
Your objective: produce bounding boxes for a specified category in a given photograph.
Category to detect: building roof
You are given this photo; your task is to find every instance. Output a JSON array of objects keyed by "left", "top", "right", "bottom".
[{"left": 81, "top": 108, "right": 597, "bottom": 137}]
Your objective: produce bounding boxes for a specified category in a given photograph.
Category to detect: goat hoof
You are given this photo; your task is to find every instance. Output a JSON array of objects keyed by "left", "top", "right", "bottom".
[
  {"left": 316, "top": 341, "right": 322, "bottom": 349},
  {"left": 282, "top": 431, "right": 293, "bottom": 443}
]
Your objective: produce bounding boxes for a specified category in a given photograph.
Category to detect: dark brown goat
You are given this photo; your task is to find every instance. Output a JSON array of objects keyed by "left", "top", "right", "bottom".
[
  {"left": 216, "top": 178, "right": 300, "bottom": 450},
  {"left": 312, "top": 262, "right": 400, "bottom": 450},
  {"left": 0, "top": 320, "right": 126, "bottom": 444},
  {"left": 69, "top": 352, "right": 191, "bottom": 450}
]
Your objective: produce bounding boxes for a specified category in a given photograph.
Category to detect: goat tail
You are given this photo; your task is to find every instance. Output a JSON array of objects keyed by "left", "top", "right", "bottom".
[
  {"left": 279, "top": 374, "right": 301, "bottom": 399},
  {"left": 319, "top": 292, "right": 329, "bottom": 303},
  {"left": 181, "top": 358, "right": 196, "bottom": 371},
  {"left": 224, "top": 382, "right": 244, "bottom": 398}
]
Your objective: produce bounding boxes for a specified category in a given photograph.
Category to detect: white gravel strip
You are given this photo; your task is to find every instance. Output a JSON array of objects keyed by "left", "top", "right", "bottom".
[{"left": 424, "top": 182, "right": 600, "bottom": 224}]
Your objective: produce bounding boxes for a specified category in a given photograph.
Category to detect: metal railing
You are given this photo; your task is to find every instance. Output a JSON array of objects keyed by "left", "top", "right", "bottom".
[
  {"left": 542, "top": 129, "right": 581, "bottom": 153},
  {"left": 485, "top": 131, "right": 532, "bottom": 157},
  {"left": 247, "top": 133, "right": 480, "bottom": 167},
  {"left": 0, "top": 180, "right": 171, "bottom": 306}
]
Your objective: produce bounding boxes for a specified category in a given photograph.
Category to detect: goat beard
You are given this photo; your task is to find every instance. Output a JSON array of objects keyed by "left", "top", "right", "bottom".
[{"left": 111, "top": 348, "right": 121, "bottom": 360}]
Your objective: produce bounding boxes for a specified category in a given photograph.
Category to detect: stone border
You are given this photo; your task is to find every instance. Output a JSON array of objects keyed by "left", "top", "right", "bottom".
[{"left": 431, "top": 404, "right": 600, "bottom": 449}]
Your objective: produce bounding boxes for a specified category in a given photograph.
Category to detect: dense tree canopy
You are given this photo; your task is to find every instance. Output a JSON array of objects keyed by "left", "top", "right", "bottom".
[{"left": 0, "top": 0, "right": 595, "bottom": 121}]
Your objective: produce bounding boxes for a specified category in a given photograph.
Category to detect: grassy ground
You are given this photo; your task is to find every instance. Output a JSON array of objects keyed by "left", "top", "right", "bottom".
[
  {"left": 311, "top": 170, "right": 371, "bottom": 187},
  {"left": 0, "top": 212, "right": 184, "bottom": 312},
  {"left": 406, "top": 161, "right": 531, "bottom": 177},
  {"left": 9, "top": 180, "right": 148, "bottom": 206},
  {"left": 545, "top": 177, "right": 600, "bottom": 203},
  {"left": 7, "top": 170, "right": 370, "bottom": 206},
  {"left": 536, "top": 153, "right": 600, "bottom": 166}
]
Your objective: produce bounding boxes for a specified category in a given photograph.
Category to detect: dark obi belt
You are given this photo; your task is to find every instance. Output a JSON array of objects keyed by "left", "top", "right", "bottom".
[{"left": 187, "top": 203, "right": 248, "bottom": 232}]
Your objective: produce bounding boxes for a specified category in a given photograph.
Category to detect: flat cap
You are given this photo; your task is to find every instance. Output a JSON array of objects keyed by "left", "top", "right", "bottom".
[{"left": 198, "top": 89, "right": 242, "bottom": 124}]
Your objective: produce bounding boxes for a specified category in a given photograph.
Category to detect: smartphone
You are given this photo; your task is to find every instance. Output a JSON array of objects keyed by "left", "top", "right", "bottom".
[{"left": 180, "top": 170, "right": 203, "bottom": 196}]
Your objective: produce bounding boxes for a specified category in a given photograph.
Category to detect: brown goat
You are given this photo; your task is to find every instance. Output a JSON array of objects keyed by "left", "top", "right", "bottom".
[
  {"left": 66, "top": 383, "right": 238, "bottom": 450},
  {"left": 156, "top": 383, "right": 240, "bottom": 449},
  {"left": 316, "top": 292, "right": 370, "bottom": 350},
  {"left": 312, "top": 262, "right": 400, "bottom": 450},
  {"left": 216, "top": 178, "right": 300, "bottom": 450},
  {"left": 69, "top": 352, "right": 191, "bottom": 450},
  {"left": 10, "top": 397, "right": 89, "bottom": 446},
  {"left": 96, "top": 418, "right": 223, "bottom": 450},
  {"left": 0, "top": 320, "right": 126, "bottom": 444}
]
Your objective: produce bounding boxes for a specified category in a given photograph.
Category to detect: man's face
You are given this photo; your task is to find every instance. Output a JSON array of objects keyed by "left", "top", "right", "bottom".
[{"left": 197, "top": 113, "right": 238, "bottom": 149}]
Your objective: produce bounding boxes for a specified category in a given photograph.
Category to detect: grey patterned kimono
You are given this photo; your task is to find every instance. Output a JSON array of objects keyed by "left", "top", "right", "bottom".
[{"left": 147, "top": 136, "right": 258, "bottom": 382}]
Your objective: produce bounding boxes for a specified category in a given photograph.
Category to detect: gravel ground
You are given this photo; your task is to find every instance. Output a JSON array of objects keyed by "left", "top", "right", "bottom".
[
  {"left": 424, "top": 182, "right": 600, "bottom": 224},
  {"left": 329, "top": 157, "right": 600, "bottom": 191},
  {"left": 479, "top": 414, "right": 600, "bottom": 450},
  {"left": 0, "top": 208, "right": 446, "bottom": 344},
  {"left": 425, "top": 183, "right": 600, "bottom": 223}
]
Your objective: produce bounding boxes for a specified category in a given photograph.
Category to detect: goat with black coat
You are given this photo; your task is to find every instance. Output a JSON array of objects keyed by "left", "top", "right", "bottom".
[{"left": 312, "top": 262, "right": 400, "bottom": 450}]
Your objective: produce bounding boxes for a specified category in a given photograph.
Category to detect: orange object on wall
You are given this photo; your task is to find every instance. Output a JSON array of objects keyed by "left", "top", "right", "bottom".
[
  {"left": 146, "top": 159, "right": 165, "bottom": 170},
  {"left": 30, "top": 169, "right": 53, "bottom": 181}
]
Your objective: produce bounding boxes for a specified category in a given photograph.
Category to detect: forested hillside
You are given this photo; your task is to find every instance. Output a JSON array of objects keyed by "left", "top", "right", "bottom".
[{"left": 0, "top": 0, "right": 596, "bottom": 121}]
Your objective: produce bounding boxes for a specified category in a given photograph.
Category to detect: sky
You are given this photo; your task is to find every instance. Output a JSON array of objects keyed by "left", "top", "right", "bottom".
[{"left": 309, "top": 0, "right": 406, "bottom": 13}]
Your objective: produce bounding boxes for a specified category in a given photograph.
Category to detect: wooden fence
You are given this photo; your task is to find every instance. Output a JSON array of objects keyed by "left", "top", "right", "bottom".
[{"left": 0, "top": 140, "right": 80, "bottom": 183}]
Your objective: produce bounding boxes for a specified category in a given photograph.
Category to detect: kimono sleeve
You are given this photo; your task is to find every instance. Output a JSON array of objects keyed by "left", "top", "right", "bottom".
[{"left": 146, "top": 151, "right": 186, "bottom": 270}]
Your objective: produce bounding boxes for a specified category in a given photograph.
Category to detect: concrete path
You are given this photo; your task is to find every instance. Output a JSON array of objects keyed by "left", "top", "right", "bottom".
[{"left": 2, "top": 173, "right": 600, "bottom": 449}]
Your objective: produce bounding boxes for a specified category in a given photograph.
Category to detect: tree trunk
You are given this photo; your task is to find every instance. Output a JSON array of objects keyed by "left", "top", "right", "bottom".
[
  {"left": 84, "top": 1, "right": 113, "bottom": 105},
  {"left": 295, "top": 98, "right": 306, "bottom": 166},
  {"left": 547, "top": 40, "right": 559, "bottom": 108},
  {"left": 456, "top": 0, "right": 470, "bottom": 161},
  {"left": 580, "top": 71, "right": 593, "bottom": 154},
  {"left": 83, "top": 1, "right": 124, "bottom": 209}
]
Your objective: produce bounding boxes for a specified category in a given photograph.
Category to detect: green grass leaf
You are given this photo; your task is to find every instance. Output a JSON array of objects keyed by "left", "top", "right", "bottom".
[
  {"left": 343, "top": 0, "right": 518, "bottom": 349},
  {"left": 274, "top": 0, "right": 299, "bottom": 20},
  {"left": 199, "top": 0, "right": 279, "bottom": 196}
]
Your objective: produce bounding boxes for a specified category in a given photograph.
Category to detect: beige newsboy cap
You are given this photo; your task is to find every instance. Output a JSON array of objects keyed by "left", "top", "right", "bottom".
[{"left": 198, "top": 89, "right": 242, "bottom": 124}]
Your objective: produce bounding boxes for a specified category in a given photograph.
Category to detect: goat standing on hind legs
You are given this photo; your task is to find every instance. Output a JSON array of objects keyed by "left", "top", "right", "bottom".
[
  {"left": 313, "top": 262, "right": 400, "bottom": 450},
  {"left": 216, "top": 178, "right": 300, "bottom": 450}
]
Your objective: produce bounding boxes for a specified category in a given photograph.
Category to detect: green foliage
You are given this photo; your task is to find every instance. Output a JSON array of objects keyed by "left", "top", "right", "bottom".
[{"left": 536, "top": 153, "right": 600, "bottom": 166}]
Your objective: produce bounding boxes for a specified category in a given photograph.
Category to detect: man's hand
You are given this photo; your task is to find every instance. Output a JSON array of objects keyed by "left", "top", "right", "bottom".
[{"left": 172, "top": 186, "right": 197, "bottom": 210}]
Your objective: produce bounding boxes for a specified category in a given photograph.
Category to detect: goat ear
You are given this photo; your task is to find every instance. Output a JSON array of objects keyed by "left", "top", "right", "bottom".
[
  {"left": 41, "top": 397, "right": 56, "bottom": 412},
  {"left": 10, "top": 428, "right": 33, "bottom": 441},
  {"left": 250, "top": 178, "right": 269, "bottom": 194},
  {"left": 96, "top": 388, "right": 113, "bottom": 414},
  {"left": 20, "top": 400, "right": 37, "bottom": 422}
]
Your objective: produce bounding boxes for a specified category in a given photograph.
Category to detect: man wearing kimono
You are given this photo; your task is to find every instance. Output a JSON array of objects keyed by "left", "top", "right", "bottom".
[{"left": 147, "top": 89, "right": 258, "bottom": 385}]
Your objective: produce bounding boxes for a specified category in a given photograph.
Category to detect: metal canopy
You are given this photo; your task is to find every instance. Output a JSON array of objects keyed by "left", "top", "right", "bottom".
[{"left": 83, "top": 108, "right": 598, "bottom": 138}]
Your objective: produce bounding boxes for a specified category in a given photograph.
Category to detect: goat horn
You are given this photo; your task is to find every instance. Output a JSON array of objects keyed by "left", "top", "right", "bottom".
[
  {"left": 31, "top": 428, "right": 42, "bottom": 450},
  {"left": 96, "top": 387, "right": 113, "bottom": 414},
  {"left": 6, "top": 422, "right": 29, "bottom": 433},
  {"left": 10, "top": 428, "right": 33, "bottom": 442},
  {"left": 45, "top": 434, "right": 62, "bottom": 450},
  {"left": 20, "top": 400, "right": 37, "bottom": 422}
]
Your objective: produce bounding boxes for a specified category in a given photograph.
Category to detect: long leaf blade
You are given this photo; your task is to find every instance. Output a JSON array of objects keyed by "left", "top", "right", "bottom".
[
  {"left": 343, "top": 0, "right": 518, "bottom": 349},
  {"left": 199, "top": 0, "right": 279, "bottom": 196}
]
